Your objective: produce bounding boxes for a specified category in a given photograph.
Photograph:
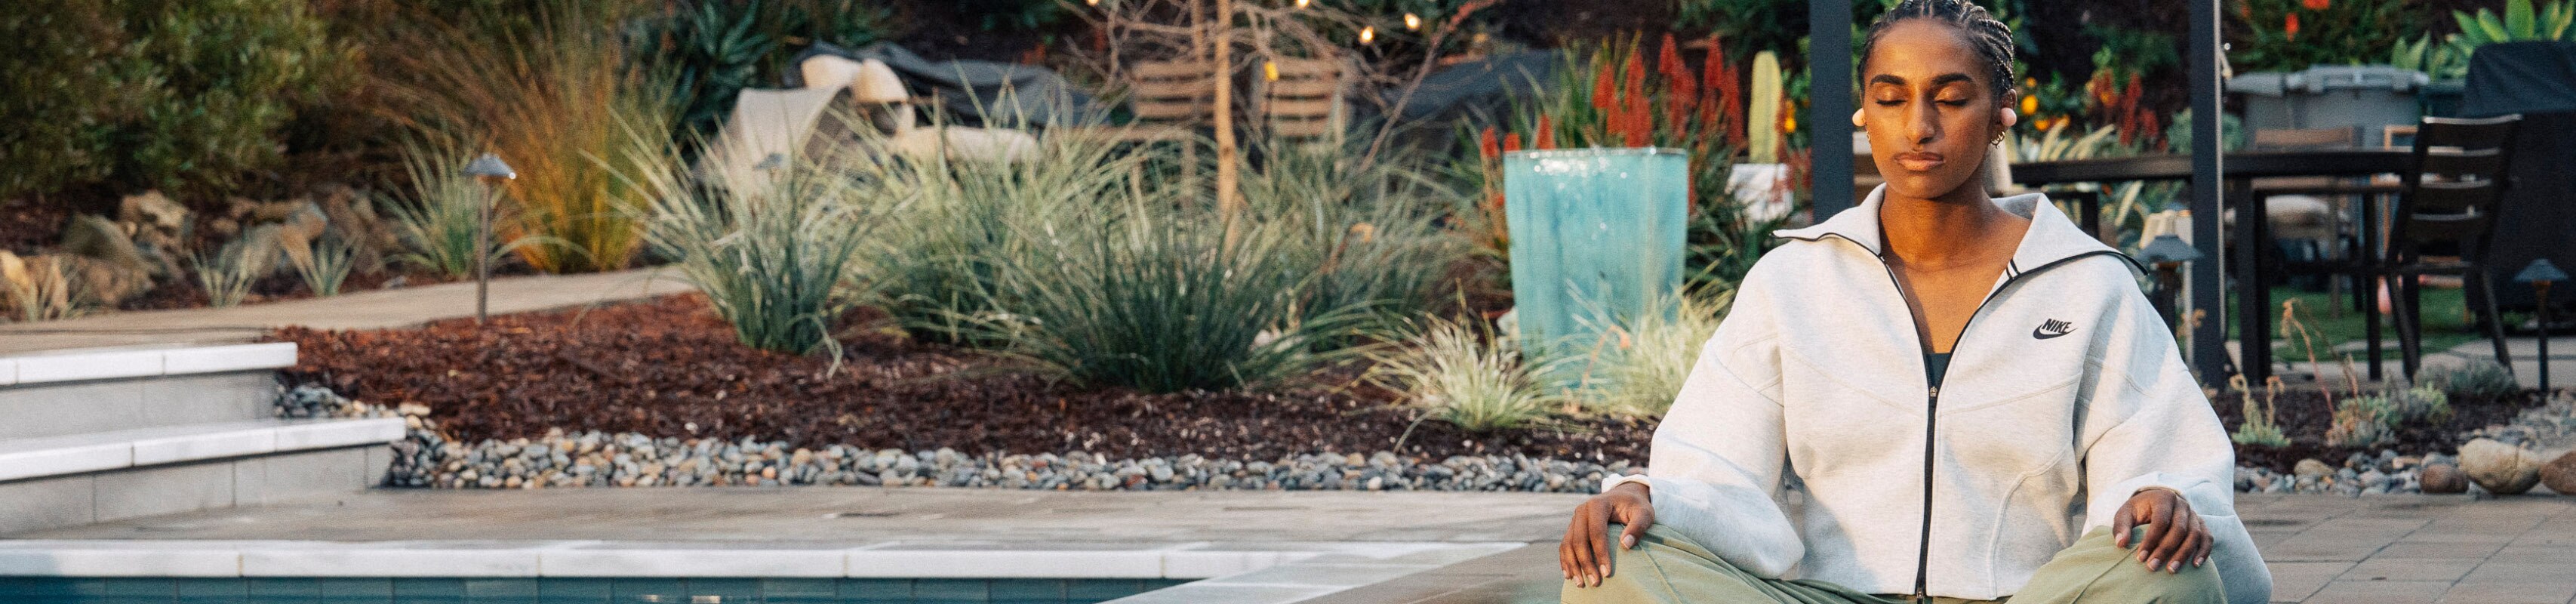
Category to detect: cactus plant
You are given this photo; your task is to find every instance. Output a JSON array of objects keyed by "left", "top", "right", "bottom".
[{"left": 1747, "top": 51, "right": 1782, "bottom": 164}]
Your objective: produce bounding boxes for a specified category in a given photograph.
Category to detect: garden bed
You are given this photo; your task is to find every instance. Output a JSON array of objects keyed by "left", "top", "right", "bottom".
[
  {"left": 272, "top": 294, "right": 1652, "bottom": 466},
  {"left": 2215, "top": 384, "right": 2549, "bottom": 474}
]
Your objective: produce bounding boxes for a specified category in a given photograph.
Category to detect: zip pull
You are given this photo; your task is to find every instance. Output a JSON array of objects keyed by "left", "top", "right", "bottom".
[{"left": 1928, "top": 386, "right": 1940, "bottom": 399}]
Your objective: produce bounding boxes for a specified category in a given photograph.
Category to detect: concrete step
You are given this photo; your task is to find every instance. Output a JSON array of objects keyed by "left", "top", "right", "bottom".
[
  {"left": 0, "top": 344, "right": 295, "bottom": 439},
  {"left": 0, "top": 418, "right": 404, "bottom": 535}
]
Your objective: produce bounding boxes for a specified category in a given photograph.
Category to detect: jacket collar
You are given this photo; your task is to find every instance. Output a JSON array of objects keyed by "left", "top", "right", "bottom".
[{"left": 1773, "top": 183, "right": 2134, "bottom": 276}]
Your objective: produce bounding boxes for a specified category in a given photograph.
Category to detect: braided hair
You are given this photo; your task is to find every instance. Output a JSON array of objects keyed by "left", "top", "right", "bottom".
[{"left": 1860, "top": 0, "right": 2018, "bottom": 105}]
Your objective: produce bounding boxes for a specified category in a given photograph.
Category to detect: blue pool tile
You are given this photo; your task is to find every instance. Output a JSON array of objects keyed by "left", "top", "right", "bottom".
[
  {"left": 463, "top": 578, "right": 536, "bottom": 604},
  {"left": 987, "top": 579, "right": 1064, "bottom": 604},
  {"left": 315, "top": 578, "right": 393, "bottom": 604},
  {"left": 911, "top": 579, "right": 986, "bottom": 604},
  {"left": 390, "top": 578, "right": 466, "bottom": 604},
  {"left": 759, "top": 578, "right": 837, "bottom": 604},
  {"left": 535, "top": 578, "right": 611, "bottom": 604},
  {"left": 609, "top": 578, "right": 685, "bottom": 603},
  {"left": 1063, "top": 579, "right": 1146, "bottom": 603},
  {"left": 174, "top": 578, "right": 249, "bottom": 604},
  {"left": 99, "top": 578, "right": 177, "bottom": 604},
  {"left": 837, "top": 578, "right": 910, "bottom": 604},
  {"left": 248, "top": 578, "right": 322, "bottom": 604},
  {"left": 2, "top": 578, "right": 90, "bottom": 604},
  {"left": 683, "top": 578, "right": 757, "bottom": 602}
]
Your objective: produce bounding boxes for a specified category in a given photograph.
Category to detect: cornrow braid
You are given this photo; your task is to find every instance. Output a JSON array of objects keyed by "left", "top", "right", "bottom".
[{"left": 1860, "top": 0, "right": 2018, "bottom": 104}]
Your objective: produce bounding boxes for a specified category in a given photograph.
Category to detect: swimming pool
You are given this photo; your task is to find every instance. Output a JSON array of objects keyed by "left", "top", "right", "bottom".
[{"left": 0, "top": 576, "right": 1190, "bottom": 603}]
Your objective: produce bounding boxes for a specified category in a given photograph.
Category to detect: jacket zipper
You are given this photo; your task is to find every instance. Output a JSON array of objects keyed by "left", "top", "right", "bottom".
[{"left": 1802, "top": 233, "right": 2131, "bottom": 599}]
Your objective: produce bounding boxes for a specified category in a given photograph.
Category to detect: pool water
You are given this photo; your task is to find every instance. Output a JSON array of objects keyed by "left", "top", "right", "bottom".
[{"left": 0, "top": 577, "right": 1190, "bottom": 603}]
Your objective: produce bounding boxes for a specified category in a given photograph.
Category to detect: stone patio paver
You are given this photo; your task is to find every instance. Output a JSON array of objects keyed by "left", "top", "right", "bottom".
[
  {"left": 0, "top": 268, "right": 688, "bottom": 354},
  {"left": 5, "top": 490, "right": 2572, "bottom": 603}
]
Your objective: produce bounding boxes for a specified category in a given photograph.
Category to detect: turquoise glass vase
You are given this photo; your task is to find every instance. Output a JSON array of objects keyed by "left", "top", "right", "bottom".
[{"left": 1501, "top": 147, "right": 1690, "bottom": 369}]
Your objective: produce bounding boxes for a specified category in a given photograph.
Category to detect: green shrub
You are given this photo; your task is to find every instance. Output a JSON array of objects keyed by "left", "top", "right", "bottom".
[
  {"left": 632, "top": 0, "right": 889, "bottom": 148},
  {"left": 392, "top": 2, "right": 673, "bottom": 273},
  {"left": 1571, "top": 288, "right": 1734, "bottom": 418},
  {"left": 630, "top": 137, "right": 891, "bottom": 356},
  {"left": 2422, "top": 360, "right": 2521, "bottom": 400},
  {"left": 192, "top": 242, "right": 261, "bottom": 309},
  {"left": 0, "top": 0, "right": 352, "bottom": 199},
  {"left": 380, "top": 143, "right": 552, "bottom": 279},
  {"left": 2374, "top": 382, "right": 2454, "bottom": 427},
  {"left": 1367, "top": 318, "right": 1566, "bottom": 433},
  {"left": 1239, "top": 146, "right": 1468, "bottom": 346},
  {"left": 2229, "top": 0, "right": 2421, "bottom": 73},
  {"left": 965, "top": 178, "right": 1369, "bottom": 393},
  {"left": 851, "top": 128, "right": 1137, "bottom": 343},
  {"left": 291, "top": 236, "right": 356, "bottom": 297},
  {"left": 2227, "top": 375, "right": 2291, "bottom": 448},
  {"left": 2325, "top": 395, "right": 2394, "bottom": 448}
]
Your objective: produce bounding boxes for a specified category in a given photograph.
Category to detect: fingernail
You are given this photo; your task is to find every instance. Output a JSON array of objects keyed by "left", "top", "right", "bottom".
[
  {"left": 2147, "top": 558, "right": 2159, "bottom": 569},
  {"left": 1622, "top": 535, "right": 1636, "bottom": 549}
]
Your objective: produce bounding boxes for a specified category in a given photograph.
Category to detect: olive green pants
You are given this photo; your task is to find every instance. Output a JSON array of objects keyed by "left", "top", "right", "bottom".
[{"left": 1562, "top": 525, "right": 2224, "bottom": 604}]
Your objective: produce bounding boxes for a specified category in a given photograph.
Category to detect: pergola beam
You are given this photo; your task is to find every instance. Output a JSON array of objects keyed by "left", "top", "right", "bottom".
[
  {"left": 2188, "top": 0, "right": 2227, "bottom": 383},
  {"left": 1809, "top": 0, "right": 1855, "bottom": 219}
]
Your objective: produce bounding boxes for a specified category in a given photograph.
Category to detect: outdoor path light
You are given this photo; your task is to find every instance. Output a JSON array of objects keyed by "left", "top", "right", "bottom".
[
  {"left": 2139, "top": 233, "right": 2202, "bottom": 331},
  {"left": 2516, "top": 259, "right": 2568, "bottom": 393},
  {"left": 464, "top": 153, "right": 516, "bottom": 325}
]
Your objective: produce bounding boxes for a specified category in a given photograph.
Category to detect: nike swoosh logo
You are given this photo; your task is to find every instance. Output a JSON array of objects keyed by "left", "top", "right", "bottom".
[{"left": 2033, "top": 319, "right": 2076, "bottom": 340}]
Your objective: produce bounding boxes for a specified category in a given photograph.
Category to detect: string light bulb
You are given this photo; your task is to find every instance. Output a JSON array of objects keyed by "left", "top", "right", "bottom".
[
  {"left": 1403, "top": 13, "right": 1422, "bottom": 30},
  {"left": 1086, "top": 0, "right": 1099, "bottom": 5},
  {"left": 1359, "top": 26, "right": 1374, "bottom": 44},
  {"left": 1263, "top": 60, "right": 1280, "bottom": 81},
  {"left": 1294, "top": 0, "right": 1310, "bottom": 8}
]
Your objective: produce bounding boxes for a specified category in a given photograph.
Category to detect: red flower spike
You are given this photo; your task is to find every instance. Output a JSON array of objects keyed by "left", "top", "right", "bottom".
[
  {"left": 1659, "top": 35, "right": 1696, "bottom": 131},
  {"left": 2285, "top": 13, "right": 2300, "bottom": 39},
  {"left": 1503, "top": 132, "right": 1523, "bottom": 152},
  {"left": 1592, "top": 57, "right": 1619, "bottom": 114},
  {"left": 1478, "top": 126, "right": 1500, "bottom": 161},
  {"left": 1535, "top": 115, "right": 1556, "bottom": 149},
  {"left": 2301, "top": 0, "right": 2330, "bottom": 11}
]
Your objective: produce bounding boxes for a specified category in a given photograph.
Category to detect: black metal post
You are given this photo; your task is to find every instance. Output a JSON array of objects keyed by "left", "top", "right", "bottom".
[
  {"left": 1809, "top": 0, "right": 1855, "bottom": 220},
  {"left": 2155, "top": 263, "right": 2184, "bottom": 327},
  {"left": 2187, "top": 0, "right": 2227, "bottom": 384},
  {"left": 2540, "top": 281, "right": 2554, "bottom": 393},
  {"left": 475, "top": 183, "right": 494, "bottom": 325}
]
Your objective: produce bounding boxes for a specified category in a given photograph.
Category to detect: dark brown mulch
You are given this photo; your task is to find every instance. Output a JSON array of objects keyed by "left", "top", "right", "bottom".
[
  {"left": 271, "top": 294, "right": 1654, "bottom": 463},
  {"left": 2214, "top": 385, "right": 2549, "bottom": 473},
  {"left": 0, "top": 199, "right": 74, "bottom": 255}
]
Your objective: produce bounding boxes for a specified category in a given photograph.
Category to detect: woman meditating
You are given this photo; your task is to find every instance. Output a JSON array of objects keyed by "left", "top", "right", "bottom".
[{"left": 1556, "top": 2, "right": 2268, "bottom": 602}]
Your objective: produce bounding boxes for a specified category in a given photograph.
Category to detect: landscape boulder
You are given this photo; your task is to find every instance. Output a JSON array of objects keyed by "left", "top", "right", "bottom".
[
  {"left": 2540, "top": 449, "right": 2576, "bottom": 496},
  {"left": 2458, "top": 438, "right": 2544, "bottom": 495},
  {"left": 2421, "top": 463, "right": 2468, "bottom": 494}
]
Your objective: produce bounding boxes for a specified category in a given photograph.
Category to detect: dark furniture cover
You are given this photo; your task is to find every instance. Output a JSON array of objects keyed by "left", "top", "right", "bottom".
[
  {"left": 2459, "top": 42, "right": 2576, "bottom": 313},
  {"left": 787, "top": 42, "right": 1101, "bottom": 128}
]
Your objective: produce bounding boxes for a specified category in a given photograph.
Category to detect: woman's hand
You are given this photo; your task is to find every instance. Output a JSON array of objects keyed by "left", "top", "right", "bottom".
[
  {"left": 1561, "top": 481, "right": 1654, "bottom": 587},
  {"left": 2113, "top": 487, "right": 2211, "bottom": 573}
]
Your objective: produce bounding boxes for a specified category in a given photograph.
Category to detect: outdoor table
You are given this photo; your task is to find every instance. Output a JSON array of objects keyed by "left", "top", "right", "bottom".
[{"left": 2011, "top": 149, "right": 2414, "bottom": 384}]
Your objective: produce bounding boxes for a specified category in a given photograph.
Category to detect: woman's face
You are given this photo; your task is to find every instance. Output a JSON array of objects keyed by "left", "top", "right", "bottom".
[{"left": 1861, "top": 20, "right": 2008, "bottom": 201}]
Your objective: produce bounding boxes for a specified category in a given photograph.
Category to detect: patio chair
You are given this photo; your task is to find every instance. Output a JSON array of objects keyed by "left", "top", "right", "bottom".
[
  {"left": 1069, "top": 59, "right": 1217, "bottom": 184},
  {"left": 2248, "top": 127, "right": 2376, "bottom": 316},
  {"left": 2363, "top": 115, "right": 2522, "bottom": 380},
  {"left": 1257, "top": 58, "right": 1346, "bottom": 144}
]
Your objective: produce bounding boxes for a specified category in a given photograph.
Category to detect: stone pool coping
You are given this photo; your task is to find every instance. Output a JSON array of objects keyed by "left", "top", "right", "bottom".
[{"left": 0, "top": 539, "right": 1516, "bottom": 596}]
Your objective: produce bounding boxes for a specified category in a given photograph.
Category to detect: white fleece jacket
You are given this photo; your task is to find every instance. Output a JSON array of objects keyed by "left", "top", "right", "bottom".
[{"left": 1602, "top": 186, "right": 2269, "bottom": 604}]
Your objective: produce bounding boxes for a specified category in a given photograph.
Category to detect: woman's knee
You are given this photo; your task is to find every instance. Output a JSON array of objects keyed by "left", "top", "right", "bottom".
[
  {"left": 2018, "top": 528, "right": 2227, "bottom": 603},
  {"left": 1562, "top": 524, "right": 1768, "bottom": 603}
]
